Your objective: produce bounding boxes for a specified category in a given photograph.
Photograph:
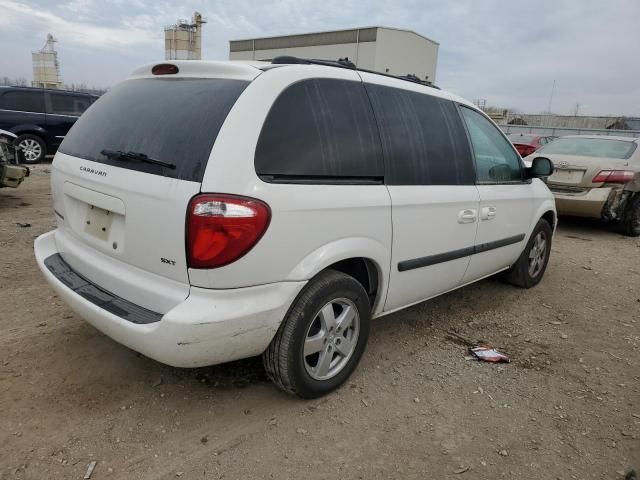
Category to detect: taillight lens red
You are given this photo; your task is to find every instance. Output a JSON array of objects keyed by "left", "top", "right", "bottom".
[
  {"left": 592, "top": 170, "right": 635, "bottom": 184},
  {"left": 516, "top": 144, "right": 535, "bottom": 157},
  {"left": 186, "top": 194, "right": 271, "bottom": 269}
]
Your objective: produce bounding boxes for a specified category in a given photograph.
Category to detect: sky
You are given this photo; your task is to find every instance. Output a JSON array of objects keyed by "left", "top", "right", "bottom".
[{"left": 0, "top": 0, "right": 638, "bottom": 116}]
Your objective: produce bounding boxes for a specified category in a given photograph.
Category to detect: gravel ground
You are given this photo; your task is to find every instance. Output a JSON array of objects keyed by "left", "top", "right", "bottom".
[{"left": 1, "top": 166, "right": 638, "bottom": 479}]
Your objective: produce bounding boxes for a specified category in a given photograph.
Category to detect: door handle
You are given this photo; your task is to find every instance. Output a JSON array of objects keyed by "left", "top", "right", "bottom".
[
  {"left": 480, "top": 206, "right": 497, "bottom": 221},
  {"left": 458, "top": 209, "right": 478, "bottom": 224}
]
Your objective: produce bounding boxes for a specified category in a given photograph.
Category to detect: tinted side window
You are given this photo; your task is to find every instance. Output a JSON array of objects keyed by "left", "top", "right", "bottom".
[
  {"left": 365, "top": 84, "right": 475, "bottom": 185},
  {"left": 74, "top": 96, "right": 92, "bottom": 114},
  {"left": 0, "top": 91, "right": 45, "bottom": 113},
  {"left": 47, "top": 93, "right": 92, "bottom": 116},
  {"left": 460, "top": 107, "right": 523, "bottom": 183},
  {"left": 49, "top": 93, "right": 76, "bottom": 115},
  {"left": 255, "top": 78, "right": 383, "bottom": 181}
]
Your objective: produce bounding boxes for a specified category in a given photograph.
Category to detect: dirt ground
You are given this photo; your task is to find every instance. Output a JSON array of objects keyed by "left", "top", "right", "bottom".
[{"left": 1, "top": 166, "right": 639, "bottom": 480}]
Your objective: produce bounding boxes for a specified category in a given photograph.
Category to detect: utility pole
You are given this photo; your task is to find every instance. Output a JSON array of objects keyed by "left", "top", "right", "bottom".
[
  {"left": 572, "top": 101, "right": 581, "bottom": 116},
  {"left": 546, "top": 80, "right": 556, "bottom": 127},
  {"left": 546, "top": 80, "right": 556, "bottom": 113}
]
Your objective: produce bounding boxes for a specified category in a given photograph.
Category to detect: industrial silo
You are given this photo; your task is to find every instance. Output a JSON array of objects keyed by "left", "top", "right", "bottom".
[{"left": 164, "top": 12, "right": 206, "bottom": 60}]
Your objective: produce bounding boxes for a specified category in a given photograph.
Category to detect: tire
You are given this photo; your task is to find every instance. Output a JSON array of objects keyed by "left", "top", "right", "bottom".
[
  {"left": 503, "top": 219, "right": 553, "bottom": 288},
  {"left": 263, "top": 269, "right": 371, "bottom": 399},
  {"left": 619, "top": 194, "right": 640, "bottom": 237},
  {"left": 15, "top": 134, "right": 46, "bottom": 164}
]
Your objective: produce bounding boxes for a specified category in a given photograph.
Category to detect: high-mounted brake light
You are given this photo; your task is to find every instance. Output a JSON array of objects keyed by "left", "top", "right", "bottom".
[
  {"left": 152, "top": 63, "right": 179, "bottom": 75},
  {"left": 186, "top": 194, "right": 271, "bottom": 269},
  {"left": 592, "top": 170, "right": 635, "bottom": 184}
]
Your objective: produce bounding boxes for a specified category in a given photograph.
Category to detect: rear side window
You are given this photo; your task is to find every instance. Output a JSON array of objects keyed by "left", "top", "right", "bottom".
[
  {"left": 48, "top": 93, "right": 92, "bottom": 116},
  {"left": 59, "top": 78, "right": 248, "bottom": 182},
  {"left": 365, "top": 84, "right": 475, "bottom": 185},
  {"left": 0, "top": 90, "right": 45, "bottom": 113},
  {"left": 255, "top": 78, "right": 383, "bottom": 182}
]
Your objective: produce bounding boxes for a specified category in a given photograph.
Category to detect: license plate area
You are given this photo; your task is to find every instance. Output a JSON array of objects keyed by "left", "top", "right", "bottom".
[
  {"left": 549, "top": 168, "right": 584, "bottom": 184},
  {"left": 84, "top": 205, "right": 114, "bottom": 241}
]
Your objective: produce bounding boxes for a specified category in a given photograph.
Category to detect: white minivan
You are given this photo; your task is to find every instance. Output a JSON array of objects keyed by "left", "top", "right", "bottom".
[{"left": 35, "top": 59, "right": 556, "bottom": 398}]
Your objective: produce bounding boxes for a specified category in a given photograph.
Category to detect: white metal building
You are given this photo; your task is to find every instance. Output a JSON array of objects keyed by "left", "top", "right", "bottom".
[{"left": 229, "top": 26, "right": 439, "bottom": 83}]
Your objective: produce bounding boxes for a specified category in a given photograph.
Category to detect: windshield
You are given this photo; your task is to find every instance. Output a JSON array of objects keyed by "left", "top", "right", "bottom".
[
  {"left": 538, "top": 137, "right": 636, "bottom": 159},
  {"left": 59, "top": 77, "right": 249, "bottom": 182}
]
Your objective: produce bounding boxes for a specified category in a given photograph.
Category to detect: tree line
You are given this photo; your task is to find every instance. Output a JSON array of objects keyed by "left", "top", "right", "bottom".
[{"left": 1, "top": 77, "right": 107, "bottom": 96}]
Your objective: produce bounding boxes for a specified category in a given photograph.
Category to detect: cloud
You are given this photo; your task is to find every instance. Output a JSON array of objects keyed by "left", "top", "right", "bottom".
[
  {"left": 0, "top": 0, "right": 160, "bottom": 48},
  {"left": 428, "top": 0, "right": 640, "bottom": 116},
  {"left": 0, "top": 0, "right": 638, "bottom": 116}
]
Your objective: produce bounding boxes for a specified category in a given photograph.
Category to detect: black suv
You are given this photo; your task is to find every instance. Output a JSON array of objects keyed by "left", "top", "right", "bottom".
[{"left": 0, "top": 86, "right": 97, "bottom": 163}]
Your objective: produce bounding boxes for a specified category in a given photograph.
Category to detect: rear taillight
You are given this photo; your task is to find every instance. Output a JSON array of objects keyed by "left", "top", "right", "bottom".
[
  {"left": 516, "top": 145, "right": 535, "bottom": 157},
  {"left": 187, "top": 194, "right": 271, "bottom": 269},
  {"left": 592, "top": 170, "right": 635, "bottom": 184}
]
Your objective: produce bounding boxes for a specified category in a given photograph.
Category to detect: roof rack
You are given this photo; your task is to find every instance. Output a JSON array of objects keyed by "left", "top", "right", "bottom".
[{"left": 271, "top": 56, "right": 439, "bottom": 89}]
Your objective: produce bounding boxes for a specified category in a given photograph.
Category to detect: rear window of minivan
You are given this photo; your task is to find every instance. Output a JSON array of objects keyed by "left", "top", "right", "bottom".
[{"left": 59, "top": 78, "right": 249, "bottom": 182}]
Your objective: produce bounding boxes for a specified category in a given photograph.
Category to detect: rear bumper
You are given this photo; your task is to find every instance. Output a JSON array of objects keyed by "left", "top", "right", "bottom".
[
  {"left": 551, "top": 187, "right": 612, "bottom": 218},
  {"left": 34, "top": 231, "right": 306, "bottom": 367}
]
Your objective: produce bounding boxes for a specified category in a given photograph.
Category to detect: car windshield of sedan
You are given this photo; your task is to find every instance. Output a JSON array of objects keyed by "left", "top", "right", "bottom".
[{"left": 538, "top": 137, "right": 636, "bottom": 159}]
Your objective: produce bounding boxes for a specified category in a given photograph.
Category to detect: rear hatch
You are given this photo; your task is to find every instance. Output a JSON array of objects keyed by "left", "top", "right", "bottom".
[{"left": 50, "top": 62, "right": 258, "bottom": 310}]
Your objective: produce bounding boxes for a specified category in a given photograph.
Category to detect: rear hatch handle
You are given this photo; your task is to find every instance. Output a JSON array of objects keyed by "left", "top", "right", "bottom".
[{"left": 101, "top": 149, "right": 176, "bottom": 170}]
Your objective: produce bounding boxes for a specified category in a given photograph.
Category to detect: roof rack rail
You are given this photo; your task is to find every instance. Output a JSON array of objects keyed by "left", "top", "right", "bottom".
[
  {"left": 271, "top": 56, "right": 356, "bottom": 69},
  {"left": 271, "top": 56, "right": 439, "bottom": 89}
]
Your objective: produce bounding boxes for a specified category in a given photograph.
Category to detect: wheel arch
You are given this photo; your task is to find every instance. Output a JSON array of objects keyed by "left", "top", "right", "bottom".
[
  {"left": 11, "top": 124, "right": 48, "bottom": 138},
  {"left": 285, "top": 237, "right": 389, "bottom": 316},
  {"left": 327, "top": 258, "right": 380, "bottom": 310},
  {"left": 541, "top": 209, "right": 556, "bottom": 232},
  {"left": 529, "top": 195, "right": 557, "bottom": 237}
]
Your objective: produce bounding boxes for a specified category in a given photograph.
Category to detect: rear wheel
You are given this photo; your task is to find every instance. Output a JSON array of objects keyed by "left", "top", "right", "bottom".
[
  {"left": 503, "top": 219, "right": 552, "bottom": 288},
  {"left": 620, "top": 194, "right": 640, "bottom": 237},
  {"left": 16, "top": 134, "right": 46, "bottom": 164},
  {"left": 263, "top": 269, "right": 370, "bottom": 399}
]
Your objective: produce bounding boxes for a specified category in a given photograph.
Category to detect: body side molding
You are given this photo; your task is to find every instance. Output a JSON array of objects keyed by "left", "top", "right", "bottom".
[{"left": 398, "top": 234, "right": 526, "bottom": 272}]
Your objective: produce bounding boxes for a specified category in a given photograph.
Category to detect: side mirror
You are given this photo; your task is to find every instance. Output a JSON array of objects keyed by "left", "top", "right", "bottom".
[{"left": 526, "top": 157, "right": 554, "bottom": 178}]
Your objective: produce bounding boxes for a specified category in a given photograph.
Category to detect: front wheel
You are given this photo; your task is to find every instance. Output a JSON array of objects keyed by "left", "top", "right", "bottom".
[
  {"left": 263, "top": 269, "right": 371, "bottom": 398},
  {"left": 503, "top": 218, "right": 553, "bottom": 288}
]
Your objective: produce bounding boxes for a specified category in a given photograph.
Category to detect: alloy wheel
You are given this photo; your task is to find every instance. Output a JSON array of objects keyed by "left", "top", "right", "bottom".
[
  {"left": 528, "top": 231, "right": 547, "bottom": 278},
  {"left": 18, "top": 139, "right": 42, "bottom": 162},
  {"left": 303, "top": 298, "right": 360, "bottom": 381}
]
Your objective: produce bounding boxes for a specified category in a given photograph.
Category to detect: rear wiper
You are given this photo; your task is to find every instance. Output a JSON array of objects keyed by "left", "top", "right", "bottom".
[{"left": 100, "top": 149, "right": 176, "bottom": 170}]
